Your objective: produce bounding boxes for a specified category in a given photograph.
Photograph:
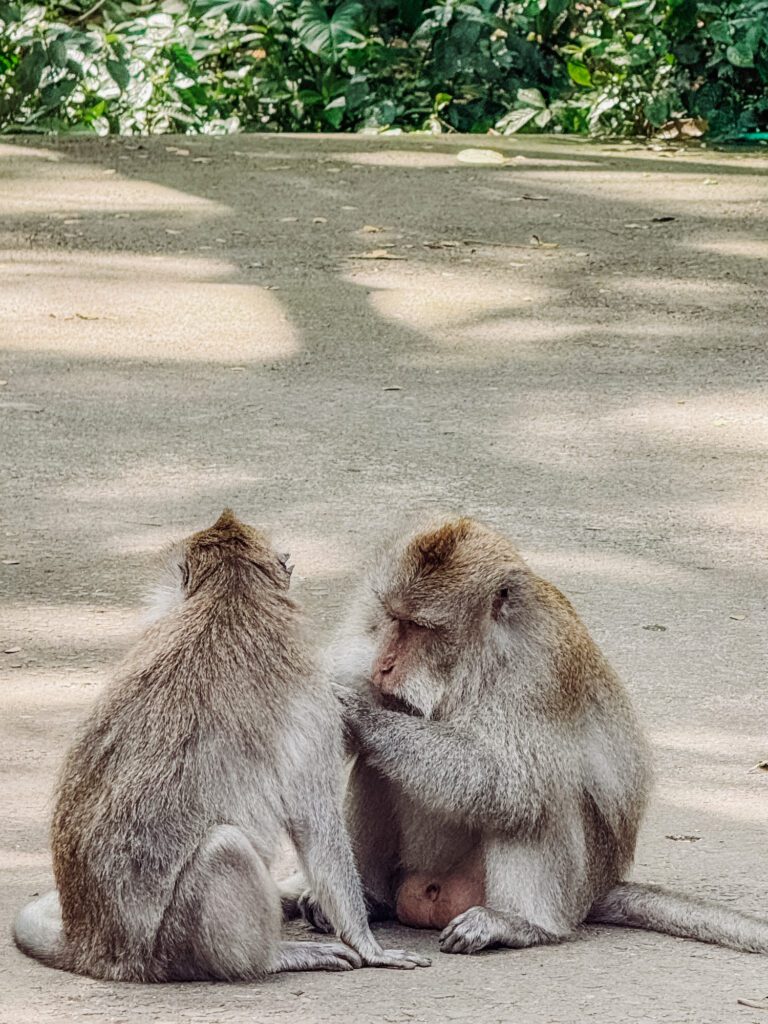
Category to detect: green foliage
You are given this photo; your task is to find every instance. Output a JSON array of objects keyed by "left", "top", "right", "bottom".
[{"left": 1, "top": 0, "right": 766, "bottom": 136}]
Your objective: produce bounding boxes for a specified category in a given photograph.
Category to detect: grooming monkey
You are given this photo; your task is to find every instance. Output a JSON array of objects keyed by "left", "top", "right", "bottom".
[
  {"left": 13, "top": 511, "right": 429, "bottom": 981},
  {"left": 298, "top": 516, "right": 768, "bottom": 955}
]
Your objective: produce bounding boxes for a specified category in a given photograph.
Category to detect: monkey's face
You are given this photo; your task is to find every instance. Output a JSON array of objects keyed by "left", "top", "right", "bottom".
[
  {"left": 365, "top": 517, "right": 533, "bottom": 715},
  {"left": 369, "top": 614, "right": 447, "bottom": 717}
]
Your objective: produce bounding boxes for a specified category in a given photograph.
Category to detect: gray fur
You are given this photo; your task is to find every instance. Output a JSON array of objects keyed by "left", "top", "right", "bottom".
[
  {"left": 13, "top": 511, "right": 429, "bottom": 981},
  {"left": 309, "top": 516, "right": 768, "bottom": 957}
]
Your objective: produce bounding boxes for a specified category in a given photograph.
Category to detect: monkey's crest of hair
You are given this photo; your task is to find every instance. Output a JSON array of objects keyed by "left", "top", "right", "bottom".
[{"left": 184, "top": 509, "right": 290, "bottom": 597}]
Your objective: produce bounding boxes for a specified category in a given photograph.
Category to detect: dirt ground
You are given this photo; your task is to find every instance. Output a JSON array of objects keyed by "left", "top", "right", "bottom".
[{"left": 1, "top": 133, "right": 767, "bottom": 1024}]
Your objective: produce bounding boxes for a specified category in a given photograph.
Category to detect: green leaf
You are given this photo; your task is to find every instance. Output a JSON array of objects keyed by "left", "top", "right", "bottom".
[
  {"left": 567, "top": 60, "right": 592, "bottom": 86},
  {"left": 726, "top": 41, "right": 754, "bottom": 68},
  {"left": 517, "top": 87, "right": 546, "bottom": 109},
  {"left": 189, "top": 0, "right": 271, "bottom": 22},
  {"left": 167, "top": 44, "right": 199, "bottom": 75},
  {"left": 708, "top": 21, "right": 731, "bottom": 45},
  {"left": 497, "top": 106, "right": 539, "bottom": 133},
  {"left": 106, "top": 59, "right": 131, "bottom": 91},
  {"left": 49, "top": 38, "right": 69, "bottom": 68},
  {"left": 16, "top": 44, "right": 46, "bottom": 94},
  {"left": 295, "top": 0, "right": 366, "bottom": 61}
]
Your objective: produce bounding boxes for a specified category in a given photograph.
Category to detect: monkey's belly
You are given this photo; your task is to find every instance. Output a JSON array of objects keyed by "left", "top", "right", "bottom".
[{"left": 395, "top": 868, "right": 485, "bottom": 930}]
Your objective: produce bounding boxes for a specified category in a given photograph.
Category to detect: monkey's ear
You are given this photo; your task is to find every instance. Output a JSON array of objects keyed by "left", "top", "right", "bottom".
[{"left": 491, "top": 573, "right": 524, "bottom": 620}]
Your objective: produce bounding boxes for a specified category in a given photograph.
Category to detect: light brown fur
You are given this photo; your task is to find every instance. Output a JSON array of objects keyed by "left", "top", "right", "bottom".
[
  {"left": 302, "top": 516, "right": 768, "bottom": 957},
  {"left": 13, "top": 511, "right": 429, "bottom": 981}
]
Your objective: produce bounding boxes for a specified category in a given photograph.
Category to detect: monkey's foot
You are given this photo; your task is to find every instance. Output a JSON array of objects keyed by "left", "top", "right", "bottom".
[
  {"left": 440, "top": 906, "right": 555, "bottom": 953},
  {"left": 297, "top": 890, "right": 334, "bottom": 934},
  {"left": 362, "top": 948, "right": 431, "bottom": 969},
  {"left": 439, "top": 906, "right": 498, "bottom": 953},
  {"left": 271, "top": 940, "right": 362, "bottom": 973}
]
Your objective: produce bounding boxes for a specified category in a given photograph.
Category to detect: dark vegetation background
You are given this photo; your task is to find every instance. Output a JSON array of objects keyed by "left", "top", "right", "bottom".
[{"left": 1, "top": 1, "right": 767, "bottom": 139}]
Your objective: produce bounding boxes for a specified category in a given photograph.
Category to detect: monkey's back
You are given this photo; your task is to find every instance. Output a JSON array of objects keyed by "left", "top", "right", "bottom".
[{"left": 51, "top": 599, "right": 319, "bottom": 980}]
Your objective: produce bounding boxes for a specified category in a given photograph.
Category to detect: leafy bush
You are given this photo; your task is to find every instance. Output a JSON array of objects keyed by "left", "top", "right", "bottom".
[{"left": 1, "top": 0, "right": 767, "bottom": 137}]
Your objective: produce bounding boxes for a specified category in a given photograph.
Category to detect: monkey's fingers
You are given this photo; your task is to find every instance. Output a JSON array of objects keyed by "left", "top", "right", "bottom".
[{"left": 364, "top": 948, "right": 432, "bottom": 969}]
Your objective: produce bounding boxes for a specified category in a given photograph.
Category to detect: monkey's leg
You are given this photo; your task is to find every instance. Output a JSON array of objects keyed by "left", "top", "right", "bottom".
[
  {"left": 439, "top": 837, "right": 571, "bottom": 955},
  {"left": 159, "top": 825, "right": 359, "bottom": 980},
  {"left": 157, "top": 824, "right": 280, "bottom": 981},
  {"left": 345, "top": 757, "right": 401, "bottom": 920}
]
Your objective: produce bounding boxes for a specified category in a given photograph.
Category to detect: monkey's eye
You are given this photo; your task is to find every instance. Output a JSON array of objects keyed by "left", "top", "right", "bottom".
[{"left": 498, "top": 587, "right": 509, "bottom": 601}]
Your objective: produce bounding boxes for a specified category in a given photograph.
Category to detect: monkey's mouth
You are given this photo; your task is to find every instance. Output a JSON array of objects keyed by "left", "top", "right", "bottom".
[{"left": 377, "top": 692, "right": 424, "bottom": 717}]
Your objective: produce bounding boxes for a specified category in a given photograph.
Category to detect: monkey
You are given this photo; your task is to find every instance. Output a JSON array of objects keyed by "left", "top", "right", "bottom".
[
  {"left": 13, "top": 510, "right": 430, "bottom": 981},
  {"left": 297, "top": 515, "right": 768, "bottom": 956}
]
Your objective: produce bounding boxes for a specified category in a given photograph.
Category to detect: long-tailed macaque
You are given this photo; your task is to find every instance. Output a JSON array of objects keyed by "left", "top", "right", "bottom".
[
  {"left": 301, "top": 516, "right": 768, "bottom": 956},
  {"left": 13, "top": 510, "right": 429, "bottom": 980}
]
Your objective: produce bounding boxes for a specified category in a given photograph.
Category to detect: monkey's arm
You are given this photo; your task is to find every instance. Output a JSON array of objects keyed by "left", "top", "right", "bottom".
[{"left": 343, "top": 694, "right": 547, "bottom": 834}]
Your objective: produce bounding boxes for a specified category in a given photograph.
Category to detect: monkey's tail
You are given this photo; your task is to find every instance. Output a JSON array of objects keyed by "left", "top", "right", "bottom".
[
  {"left": 13, "top": 890, "right": 69, "bottom": 969},
  {"left": 588, "top": 881, "right": 768, "bottom": 955}
]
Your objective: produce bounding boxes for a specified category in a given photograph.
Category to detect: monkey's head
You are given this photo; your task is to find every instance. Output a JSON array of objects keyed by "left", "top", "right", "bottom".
[
  {"left": 149, "top": 510, "right": 293, "bottom": 620},
  {"left": 183, "top": 509, "right": 293, "bottom": 594},
  {"left": 364, "top": 517, "right": 532, "bottom": 717}
]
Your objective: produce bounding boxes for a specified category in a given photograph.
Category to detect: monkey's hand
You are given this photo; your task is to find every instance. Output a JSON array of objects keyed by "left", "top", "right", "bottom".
[{"left": 360, "top": 947, "right": 432, "bottom": 969}]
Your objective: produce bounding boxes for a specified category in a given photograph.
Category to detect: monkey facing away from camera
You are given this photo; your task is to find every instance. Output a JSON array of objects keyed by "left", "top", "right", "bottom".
[
  {"left": 13, "top": 510, "right": 429, "bottom": 981},
  {"left": 298, "top": 516, "right": 768, "bottom": 956}
]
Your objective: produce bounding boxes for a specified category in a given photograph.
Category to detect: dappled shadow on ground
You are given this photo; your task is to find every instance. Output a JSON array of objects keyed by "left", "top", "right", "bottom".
[
  {"left": 2, "top": 133, "right": 768, "bottom": 1023},
  {"left": 1, "top": 133, "right": 766, "bottom": 843}
]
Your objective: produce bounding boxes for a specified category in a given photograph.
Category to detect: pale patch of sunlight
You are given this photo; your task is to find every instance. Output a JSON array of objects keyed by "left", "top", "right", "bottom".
[
  {"left": 279, "top": 530, "right": 361, "bottom": 579},
  {"left": 0, "top": 253, "right": 299, "bottom": 362},
  {"left": 652, "top": 728, "right": 767, "bottom": 757},
  {"left": 0, "top": 850, "right": 51, "bottom": 870},
  {"left": 691, "top": 498, "right": 768, "bottom": 537},
  {"left": 1, "top": 162, "right": 227, "bottom": 215},
  {"left": 75, "top": 466, "right": 264, "bottom": 513},
  {"left": 2, "top": 671, "right": 107, "bottom": 708},
  {"left": 335, "top": 149, "right": 601, "bottom": 170},
  {"left": 659, "top": 784, "right": 768, "bottom": 825},
  {"left": 593, "top": 396, "right": 768, "bottom": 458},
  {"left": 530, "top": 549, "right": 695, "bottom": 587},
  {"left": 692, "top": 238, "right": 768, "bottom": 260},
  {"left": 1, "top": 604, "right": 137, "bottom": 647},
  {"left": 0, "top": 142, "right": 62, "bottom": 162},
  {"left": 334, "top": 150, "right": 459, "bottom": 169},
  {"left": 0, "top": 250, "right": 234, "bottom": 281},
  {"left": 350, "top": 265, "right": 555, "bottom": 357},
  {"left": 603, "top": 274, "right": 753, "bottom": 308}
]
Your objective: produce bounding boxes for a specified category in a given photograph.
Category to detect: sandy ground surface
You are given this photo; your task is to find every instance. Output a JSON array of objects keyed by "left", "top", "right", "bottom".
[{"left": 0, "top": 133, "right": 767, "bottom": 1023}]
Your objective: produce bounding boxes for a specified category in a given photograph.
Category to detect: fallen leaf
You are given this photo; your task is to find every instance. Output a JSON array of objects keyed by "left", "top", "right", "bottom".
[
  {"left": 521, "top": 194, "right": 549, "bottom": 201},
  {"left": 624, "top": 223, "right": 643, "bottom": 229},
  {"left": 642, "top": 624, "right": 667, "bottom": 632},
  {"left": 192, "top": 157, "right": 211, "bottom": 164},
  {"left": 348, "top": 250, "right": 406, "bottom": 261},
  {"left": 165, "top": 146, "right": 190, "bottom": 156},
  {"left": 165, "top": 229, "right": 181, "bottom": 235},
  {"left": 0, "top": 380, "right": 7, "bottom": 386},
  {"left": 729, "top": 614, "right": 746, "bottom": 621},
  {"left": 312, "top": 217, "right": 327, "bottom": 224},
  {"left": 665, "top": 834, "right": 701, "bottom": 842},
  {"left": 423, "top": 240, "right": 461, "bottom": 249},
  {"left": 748, "top": 761, "right": 768, "bottom": 774},
  {"left": 456, "top": 148, "right": 505, "bottom": 165},
  {"left": 361, "top": 225, "right": 383, "bottom": 233},
  {"left": 652, "top": 216, "right": 676, "bottom": 223},
  {"left": 529, "top": 235, "right": 559, "bottom": 249},
  {"left": 3, "top": 647, "right": 21, "bottom": 654},
  {"left": 736, "top": 997, "right": 768, "bottom": 1010},
  {"left": 702, "top": 178, "right": 718, "bottom": 185},
  {"left": 713, "top": 418, "right": 727, "bottom": 426},
  {"left": 382, "top": 385, "right": 401, "bottom": 391},
  {"left": 2, "top": 559, "right": 20, "bottom": 565},
  {"left": 280, "top": 217, "right": 298, "bottom": 223}
]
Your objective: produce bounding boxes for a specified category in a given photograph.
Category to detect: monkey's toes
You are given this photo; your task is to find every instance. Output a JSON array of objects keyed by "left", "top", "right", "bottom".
[
  {"left": 439, "top": 907, "right": 492, "bottom": 954},
  {"left": 367, "top": 948, "right": 431, "bottom": 969},
  {"left": 297, "top": 890, "right": 333, "bottom": 933},
  {"left": 315, "top": 942, "right": 364, "bottom": 970}
]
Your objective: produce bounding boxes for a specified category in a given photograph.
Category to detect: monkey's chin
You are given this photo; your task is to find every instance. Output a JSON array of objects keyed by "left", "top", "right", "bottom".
[{"left": 376, "top": 693, "right": 425, "bottom": 717}]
